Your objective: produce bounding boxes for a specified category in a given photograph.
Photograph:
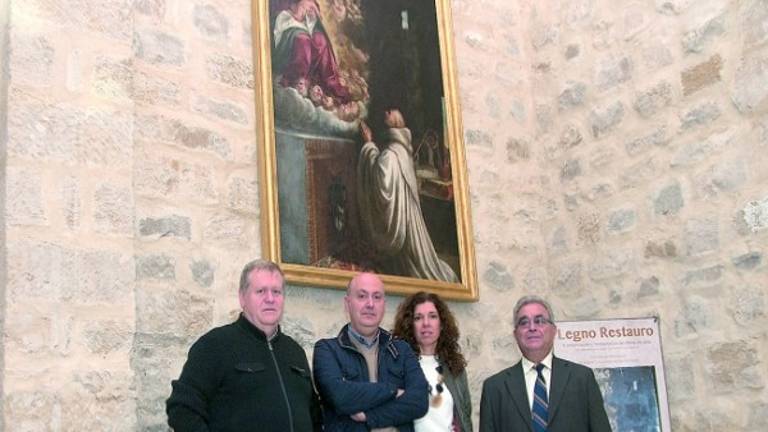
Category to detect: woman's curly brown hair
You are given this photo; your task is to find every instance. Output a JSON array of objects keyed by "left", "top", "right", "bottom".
[{"left": 392, "top": 291, "right": 467, "bottom": 375}]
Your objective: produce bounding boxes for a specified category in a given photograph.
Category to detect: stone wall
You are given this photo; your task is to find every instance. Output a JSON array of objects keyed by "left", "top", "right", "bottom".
[
  {"left": 1, "top": 0, "right": 767, "bottom": 431},
  {"left": 1, "top": 0, "right": 9, "bottom": 430}
]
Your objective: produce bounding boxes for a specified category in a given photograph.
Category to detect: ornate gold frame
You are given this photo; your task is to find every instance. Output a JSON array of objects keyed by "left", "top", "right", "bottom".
[{"left": 252, "top": 0, "right": 477, "bottom": 301}]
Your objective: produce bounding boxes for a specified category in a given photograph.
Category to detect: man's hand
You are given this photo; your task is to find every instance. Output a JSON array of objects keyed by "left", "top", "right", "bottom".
[
  {"left": 360, "top": 121, "right": 373, "bottom": 143},
  {"left": 350, "top": 412, "right": 366, "bottom": 422}
]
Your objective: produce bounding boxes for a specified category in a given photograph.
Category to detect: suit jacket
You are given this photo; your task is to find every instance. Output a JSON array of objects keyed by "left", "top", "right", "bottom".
[{"left": 479, "top": 356, "right": 611, "bottom": 432}]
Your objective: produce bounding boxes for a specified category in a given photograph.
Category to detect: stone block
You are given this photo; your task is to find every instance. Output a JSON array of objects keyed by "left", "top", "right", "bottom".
[
  {"left": 656, "top": 0, "right": 693, "bottom": 14},
  {"left": 4, "top": 312, "right": 54, "bottom": 355},
  {"left": 193, "top": 95, "right": 248, "bottom": 125},
  {"left": 485, "top": 93, "right": 501, "bottom": 119},
  {"left": 674, "top": 296, "right": 709, "bottom": 337},
  {"left": 671, "top": 128, "right": 734, "bottom": 167},
  {"left": 132, "top": 71, "right": 181, "bottom": 105},
  {"left": 530, "top": 21, "right": 559, "bottom": 50},
  {"left": 72, "top": 249, "right": 134, "bottom": 303},
  {"left": 93, "top": 56, "right": 132, "bottom": 100},
  {"left": 732, "top": 251, "right": 762, "bottom": 270},
  {"left": 710, "top": 159, "right": 747, "bottom": 192},
  {"left": 11, "top": 34, "right": 54, "bottom": 86},
  {"left": 194, "top": 4, "right": 229, "bottom": 40},
  {"left": 465, "top": 129, "right": 493, "bottom": 149},
  {"left": 506, "top": 138, "right": 530, "bottom": 162},
  {"left": 558, "top": 81, "right": 587, "bottom": 110},
  {"left": 731, "top": 286, "right": 765, "bottom": 326},
  {"left": 83, "top": 320, "right": 132, "bottom": 355},
  {"left": 637, "top": 276, "right": 660, "bottom": 297},
  {"left": 549, "top": 226, "right": 569, "bottom": 256},
  {"left": 559, "top": 124, "right": 583, "bottom": 149},
  {"left": 577, "top": 213, "right": 601, "bottom": 244},
  {"left": 560, "top": 159, "right": 582, "bottom": 181},
  {"left": 743, "top": 0, "right": 768, "bottom": 48},
  {"left": 706, "top": 341, "right": 764, "bottom": 390},
  {"left": 227, "top": 176, "right": 259, "bottom": 213},
  {"left": 732, "top": 49, "right": 768, "bottom": 114},
  {"left": 135, "top": 254, "right": 176, "bottom": 281},
  {"left": 620, "top": 157, "right": 659, "bottom": 189},
  {"left": 483, "top": 261, "right": 515, "bottom": 292},
  {"left": 282, "top": 316, "right": 318, "bottom": 352},
  {"left": 679, "top": 102, "right": 721, "bottom": 130},
  {"left": 179, "top": 164, "right": 219, "bottom": 205},
  {"left": 94, "top": 183, "right": 134, "bottom": 235},
  {"left": 206, "top": 53, "right": 254, "bottom": 89},
  {"left": 684, "top": 218, "right": 719, "bottom": 256},
  {"left": 523, "top": 267, "right": 548, "bottom": 292},
  {"left": 683, "top": 264, "right": 723, "bottom": 286},
  {"left": 595, "top": 55, "right": 633, "bottom": 91},
  {"left": 536, "top": 104, "right": 554, "bottom": 134},
  {"left": 136, "top": 114, "right": 232, "bottom": 159},
  {"left": 666, "top": 354, "right": 695, "bottom": 402},
  {"left": 5, "top": 390, "right": 56, "bottom": 431},
  {"left": 61, "top": 176, "right": 81, "bottom": 229},
  {"left": 589, "top": 101, "right": 624, "bottom": 138},
  {"left": 641, "top": 39, "right": 674, "bottom": 71},
  {"left": 625, "top": 125, "right": 669, "bottom": 156},
  {"left": 7, "top": 241, "right": 76, "bottom": 300},
  {"left": 550, "top": 261, "right": 583, "bottom": 295},
  {"left": 644, "top": 239, "right": 678, "bottom": 259},
  {"left": 138, "top": 215, "right": 192, "bottom": 240},
  {"left": 203, "top": 212, "right": 252, "bottom": 247},
  {"left": 564, "top": 44, "right": 580, "bottom": 60},
  {"left": 742, "top": 196, "right": 768, "bottom": 232},
  {"left": 682, "top": 14, "right": 725, "bottom": 53},
  {"left": 135, "top": 287, "right": 212, "bottom": 336},
  {"left": 7, "top": 168, "right": 47, "bottom": 226},
  {"left": 135, "top": 0, "right": 166, "bottom": 18},
  {"left": 8, "top": 100, "right": 132, "bottom": 166},
  {"left": 133, "top": 29, "right": 185, "bottom": 65},
  {"left": 133, "top": 155, "right": 178, "bottom": 199},
  {"left": 653, "top": 181, "right": 684, "bottom": 216},
  {"left": 509, "top": 99, "right": 527, "bottom": 123},
  {"left": 190, "top": 259, "right": 215, "bottom": 288},
  {"left": 607, "top": 208, "right": 636, "bottom": 233},
  {"left": 588, "top": 249, "right": 634, "bottom": 280},
  {"left": 682, "top": 55, "right": 723, "bottom": 96},
  {"left": 746, "top": 403, "right": 768, "bottom": 429},
  {"left": 64, "top": 371, "right": 137, "bottom": 431},
  {"left": 633, "top": 81, "right": 672, "bottom": 118},
  {"left": 582, "top": 182, "right": 614, "bottom": 203}
]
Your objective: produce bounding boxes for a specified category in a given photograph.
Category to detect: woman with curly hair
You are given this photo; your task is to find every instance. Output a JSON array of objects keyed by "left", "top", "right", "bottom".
[{"left": 393, "top": 291, "right": 472, "bottom": 432}]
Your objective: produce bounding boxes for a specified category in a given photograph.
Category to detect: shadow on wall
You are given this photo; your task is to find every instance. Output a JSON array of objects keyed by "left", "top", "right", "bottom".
[{"left": 0, "top": 0, "right": 12, "bottom": 428}]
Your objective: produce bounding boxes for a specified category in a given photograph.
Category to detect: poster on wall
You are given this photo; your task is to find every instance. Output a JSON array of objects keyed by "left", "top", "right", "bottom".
[{"left": 554, "top": 317, "right": 671, "bottom": 432}]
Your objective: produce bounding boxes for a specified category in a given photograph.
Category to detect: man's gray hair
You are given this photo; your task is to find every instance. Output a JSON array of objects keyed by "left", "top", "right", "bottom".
[
  {"left": 513, "top": 295, "right": 555, "bottom": 323},
  {"left": 239, "top": 259, "right": 284, "bottom": 294}
]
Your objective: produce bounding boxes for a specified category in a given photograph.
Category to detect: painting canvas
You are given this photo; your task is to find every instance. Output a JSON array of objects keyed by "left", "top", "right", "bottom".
[{"left": 253, "top": 0, "right": 477, "bottom": 300}]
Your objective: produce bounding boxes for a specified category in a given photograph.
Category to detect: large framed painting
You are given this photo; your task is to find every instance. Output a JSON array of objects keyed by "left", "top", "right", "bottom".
[{"left": 252, "top": 0, "right": 477, "bottom": 300}]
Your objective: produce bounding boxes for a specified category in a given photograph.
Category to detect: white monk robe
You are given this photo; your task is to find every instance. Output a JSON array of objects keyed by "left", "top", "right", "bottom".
[{"left": 357, "top": 127, "right": 458, "bottom": 282}]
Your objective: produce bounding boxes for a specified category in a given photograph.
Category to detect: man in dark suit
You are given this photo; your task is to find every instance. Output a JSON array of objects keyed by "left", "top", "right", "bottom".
[{"left": 479, "top": 296, "right": 612, "bottom": 432}]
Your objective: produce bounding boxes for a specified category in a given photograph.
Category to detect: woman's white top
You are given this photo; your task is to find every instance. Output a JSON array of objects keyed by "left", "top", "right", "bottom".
[{"left": 414, "top": 355, "right": 454, "bottom": 432}]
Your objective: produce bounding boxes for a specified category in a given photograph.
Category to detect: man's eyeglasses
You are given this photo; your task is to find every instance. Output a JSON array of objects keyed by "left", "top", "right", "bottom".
[{"left": 515, "top": 316, "right": 552, "bottom": 328}]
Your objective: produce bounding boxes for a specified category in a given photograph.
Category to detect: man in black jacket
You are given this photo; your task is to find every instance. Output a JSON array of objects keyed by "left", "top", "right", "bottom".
[{"left": 166, "top": 259, "right": 321, "bottom": 432}]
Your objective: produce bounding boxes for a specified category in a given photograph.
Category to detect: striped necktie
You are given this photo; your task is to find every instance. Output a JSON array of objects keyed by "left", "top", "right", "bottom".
[{"left": 532, "top": 363, "right": 548, "bottom": 432}]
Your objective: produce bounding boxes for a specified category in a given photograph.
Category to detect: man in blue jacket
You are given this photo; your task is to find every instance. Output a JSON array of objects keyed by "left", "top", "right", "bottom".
[{"left": 313, "top": 272, "right": 428, "bottom": 431}]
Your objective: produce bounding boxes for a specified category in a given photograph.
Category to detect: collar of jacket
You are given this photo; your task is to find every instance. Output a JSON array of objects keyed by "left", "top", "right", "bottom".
[
  {"left": 236, "top": 313, "right": 281, "bottom": 342},
  {"left": 337, "top": 324, "right": 399, "bottom": 359}
]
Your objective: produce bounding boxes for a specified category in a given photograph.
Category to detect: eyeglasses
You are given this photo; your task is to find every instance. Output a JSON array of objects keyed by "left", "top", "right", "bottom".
[
  {"left": 515, "top": 315, "right": 552, "bottom": 328},
  {"left": 428, "top": 365, "right": 444, "bottom": 407}
]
